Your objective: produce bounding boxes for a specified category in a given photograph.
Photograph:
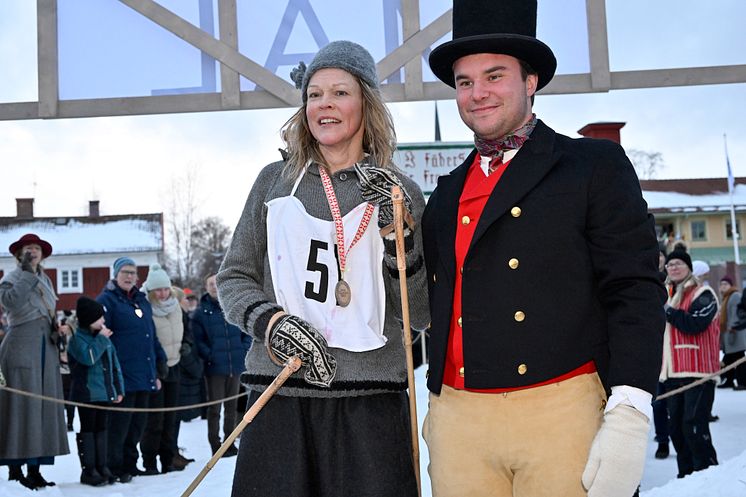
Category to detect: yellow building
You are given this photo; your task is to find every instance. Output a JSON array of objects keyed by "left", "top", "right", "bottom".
[{"left": 642, "top": 178, "right": 746, "bottom": 266}]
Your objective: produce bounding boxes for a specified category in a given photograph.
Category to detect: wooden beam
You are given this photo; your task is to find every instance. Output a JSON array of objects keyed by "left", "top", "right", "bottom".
[
  {"left": 119, "top": 0, "right": 299, "bottom": 105},
  {"left": 218, "top": 0, "right": 240, "bottom": 109},
  {"left": 37, "top": 0, "right": 59, "bottom": 118},
  {"left": 377, "top": 9, "right": 452, "bottom": 82}
]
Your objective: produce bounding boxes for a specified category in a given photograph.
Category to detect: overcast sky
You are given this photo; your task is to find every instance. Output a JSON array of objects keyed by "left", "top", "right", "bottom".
[{"left": 1, "top": 0, "right": 745, "bottom": 230}]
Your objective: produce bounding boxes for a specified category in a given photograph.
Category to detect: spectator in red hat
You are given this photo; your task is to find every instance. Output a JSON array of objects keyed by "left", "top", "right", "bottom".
[{"left": 0, "top": 233, "right": 70, "bottom": 489}]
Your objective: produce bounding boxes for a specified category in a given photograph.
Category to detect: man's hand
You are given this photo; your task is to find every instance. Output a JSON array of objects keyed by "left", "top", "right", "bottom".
[
  {"left": 267, "top": 314, "right": 336, "bottom": 387},
  {"left": 582, "top": 404, "right": 649, "bottom": 497}
]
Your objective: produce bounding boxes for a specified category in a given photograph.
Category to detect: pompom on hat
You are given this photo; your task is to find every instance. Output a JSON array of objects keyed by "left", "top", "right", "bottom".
[
  {"left": 428, "top": 0, "right": 556, "bottom": 90},
  {"left": 76, "top": 296, "right": 105, "bottom": 329},
  {"left": 143, "top": 263, "right": 172, "bottom": 291},
  {"left": 291, "top": 40, "right": 379, "bottom": 102},
  {"left": 9, "top": 233, "right": 52, "bottom": 258}
]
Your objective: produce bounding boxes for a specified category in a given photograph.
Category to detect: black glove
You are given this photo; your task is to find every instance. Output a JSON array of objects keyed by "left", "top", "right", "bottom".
[
  {"left": 179, "top": 342, "right": 192, "bottom": 357},
  {"left": 20, "top": 252, "right": 34, "bottom": 273},
  {"left": 156, "top": 361, "right": 169, "bottom": 380},
  {"left": 354, "top": 163, "right": 415, "bottom": 233},
  {"left": 267, "top": 314, "right": 336, "bottom": 388}
]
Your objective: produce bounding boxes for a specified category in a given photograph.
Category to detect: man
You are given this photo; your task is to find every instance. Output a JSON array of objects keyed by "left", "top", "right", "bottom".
[
  {"left": 191, "top": 274, "right": 251, "bottom": 456},
  {"left": 660, "top": 250, "right": 720, "bottom": 478},
  {"left": 421, "top": 1, "right": 666, "bottom": 496}
]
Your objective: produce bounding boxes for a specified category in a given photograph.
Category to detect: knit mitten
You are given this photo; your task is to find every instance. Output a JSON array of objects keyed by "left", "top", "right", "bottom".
[
  {"left": 582, "top": 404, "right": 650, "bottom": 497},
  {"left": 267, "top": 314, "right": 336, "bottom": 387}
]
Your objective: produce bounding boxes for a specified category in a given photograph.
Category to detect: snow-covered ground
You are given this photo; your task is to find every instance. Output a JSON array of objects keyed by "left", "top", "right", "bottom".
[{"left": 1, "top": 367, "right": 745, "bottom": 496}]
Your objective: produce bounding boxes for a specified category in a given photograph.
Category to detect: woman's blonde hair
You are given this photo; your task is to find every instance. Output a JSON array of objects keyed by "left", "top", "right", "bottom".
[{"left": 281, "top": 76, "right": 397, "bottom": 178}]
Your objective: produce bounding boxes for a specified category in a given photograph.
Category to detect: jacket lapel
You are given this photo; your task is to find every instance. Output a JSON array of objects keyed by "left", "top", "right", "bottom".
[
  {"left": 435, "top": 149, "right": 477, "bottom": 282},
  {"left": 469, "top": 121, "right": 562, "bottom": 253}
]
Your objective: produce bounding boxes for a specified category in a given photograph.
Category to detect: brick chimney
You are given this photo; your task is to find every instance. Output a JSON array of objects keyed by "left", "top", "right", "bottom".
[
  {"left": 16, "top": 198, "right": 34, "bottom": 219},
  {"left": 89, "top": 200, "right": 100, "bottom": 218},
  {"left": 577, "top": 122, "right": 625, "bottom": 144}
]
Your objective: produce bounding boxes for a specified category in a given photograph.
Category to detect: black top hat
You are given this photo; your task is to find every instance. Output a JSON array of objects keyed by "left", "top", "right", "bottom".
[{"left": 429, "top": 0, "right": 556, "bottom": 90}]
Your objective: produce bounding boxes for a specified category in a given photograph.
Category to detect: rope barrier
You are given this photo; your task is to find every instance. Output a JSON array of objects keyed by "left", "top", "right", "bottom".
[
  {"left": 0, "top": 383, "right": 249, "bottom": 412},
  {"left": 1, "top": 354, "right": 744, "bottom": 411},
  {"left": 654, "top": 354, "right": 746, "bottom": 401}
]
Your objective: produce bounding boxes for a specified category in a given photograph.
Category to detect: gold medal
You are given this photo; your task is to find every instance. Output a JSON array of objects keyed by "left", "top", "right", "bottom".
[
  {"left": 135, "top": 308, "right": 143, "bottom": 318},
  {"left": 335, "top": 280, "right": 351, "bottom": 307}
]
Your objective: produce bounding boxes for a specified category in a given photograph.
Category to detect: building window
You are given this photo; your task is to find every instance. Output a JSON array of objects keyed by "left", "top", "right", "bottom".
[
  {"left": 58, "top": 268, "right": 82, "bottom": 294},
  {"left": 691, "top": 220, "right": 706, "bottom": 241},
  {"left": 726, "top": 220, "right": 742, "bottom": 240}
]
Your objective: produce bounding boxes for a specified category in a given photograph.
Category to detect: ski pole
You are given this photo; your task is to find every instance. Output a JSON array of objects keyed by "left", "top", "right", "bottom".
[
  {"left": 392, "top": 185, "right": 422, "bottom": 497},
  {"left": 180, "top": 356, "right": 302, "bottom": 497}
]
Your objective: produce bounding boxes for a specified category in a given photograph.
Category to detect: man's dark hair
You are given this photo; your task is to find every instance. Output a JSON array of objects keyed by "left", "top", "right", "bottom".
[{"left": 518, "top": 59, "right": 538, "bottom": 105}]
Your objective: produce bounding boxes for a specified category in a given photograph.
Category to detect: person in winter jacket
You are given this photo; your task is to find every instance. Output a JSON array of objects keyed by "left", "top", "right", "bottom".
[
  {"left": 192, "top": 274, "right": 251, "bottom": 456},
  {"left": 68, "top": 296, "right": 125, "bottom": 486},
  {"left": 96, "top": 256, "right": 167, "bottom": 483},
  {"left": 169, "top": 287, "right": 202, "bottom": 470},
  {"left": 661, "top": 250, "right": 720, "bottom": 478},
  {"left": 139, "top": 264, "right": 184, "bottom": 474},
  {"left": 720, "top": 276, "right": 746, "bottom": 389},
  {"left": 0, "top": 233, "right": 71, "bottom": 490}
]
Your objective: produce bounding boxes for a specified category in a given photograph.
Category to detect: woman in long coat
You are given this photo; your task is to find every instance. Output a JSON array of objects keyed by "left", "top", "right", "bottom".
[{"left": 0, "top": 233, "right": 70, "bottom": 489}]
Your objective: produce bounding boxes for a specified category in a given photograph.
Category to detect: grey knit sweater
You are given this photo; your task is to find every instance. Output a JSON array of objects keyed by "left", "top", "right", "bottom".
[{"left": 217, "top": 160, "right": 430, "bottom": 397}]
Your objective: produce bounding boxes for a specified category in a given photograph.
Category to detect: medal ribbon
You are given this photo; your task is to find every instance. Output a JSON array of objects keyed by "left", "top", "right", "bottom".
[{"left": 318, "top": 165, "right": 374, "bottom": 278}]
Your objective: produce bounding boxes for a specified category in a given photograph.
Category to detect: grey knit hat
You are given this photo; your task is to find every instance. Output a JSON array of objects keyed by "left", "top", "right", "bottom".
[{"left": 292, "top": 41, "right": 379, "bottom": 102}]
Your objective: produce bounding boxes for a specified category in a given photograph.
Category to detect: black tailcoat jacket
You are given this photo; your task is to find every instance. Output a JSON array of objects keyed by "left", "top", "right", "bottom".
[{"left": 422, "top": 120, "right": 666, "bottom": 396}]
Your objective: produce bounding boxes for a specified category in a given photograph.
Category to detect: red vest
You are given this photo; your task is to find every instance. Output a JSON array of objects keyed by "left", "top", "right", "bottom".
[{"left": 662, "top": 284, "right": 720, "bottom": 379}]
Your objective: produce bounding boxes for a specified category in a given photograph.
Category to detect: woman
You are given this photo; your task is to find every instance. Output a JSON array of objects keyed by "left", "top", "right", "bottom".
[
  {"left": 660, "top": 250, "right": 720, "bottom": 478},
  {"left": 0, "top": 233, "right": 70, "bottom": 489},
  {"left": 217, "top": 40, "right": 430, "bottom": 497},
  {"left": 97, "top": 256, "right": 167, "bottom": 483},
  {"left": 140, "top": 263, "right": 183, "bottom": 474}
]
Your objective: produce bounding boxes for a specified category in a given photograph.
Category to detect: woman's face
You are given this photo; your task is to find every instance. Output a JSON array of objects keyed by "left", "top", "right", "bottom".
[
  {"left": 154, "top": 287, "right": 171, "bottom": 302},
  {"left": 305, "top": 68, "right": 365, "bottom": 162},
  {"left": 21, "top": 244, "right": 43, "bottom": 267}
]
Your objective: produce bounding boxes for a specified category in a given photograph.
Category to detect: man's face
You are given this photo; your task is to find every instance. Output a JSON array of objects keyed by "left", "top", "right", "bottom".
[
  {"left": 206, "top": 276, "right": 218, "bottom": 299},
  {"left": 453, "top": 53, "right": 537, "bottom": 141},
  {"left": 116, "top": 265, "right": 138, "bottom": 292}
]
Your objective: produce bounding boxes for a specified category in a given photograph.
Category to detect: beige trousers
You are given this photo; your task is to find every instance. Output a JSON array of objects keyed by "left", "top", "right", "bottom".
[{"left": 423, "top": 373, "right": 606, "bottom": 497}]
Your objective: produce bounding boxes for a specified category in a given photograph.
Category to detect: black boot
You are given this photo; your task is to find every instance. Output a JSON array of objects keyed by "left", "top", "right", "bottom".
[
  {"left": 654, "top": 441, "right": 669, "bottom": 459},
  {"left": 8, "top": 465, "right": 37, "bottom": 490},
  {"left": 26, "top": 464, "right": 55, "bottom": 487},
  {"left": 94, "top": 430, "right": 116, "bottom": 485},
  {"left": 77, "top": 433, "right": 107, "bottom": 486}
]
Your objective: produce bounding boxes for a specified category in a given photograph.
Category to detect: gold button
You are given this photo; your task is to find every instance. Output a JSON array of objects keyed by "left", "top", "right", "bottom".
[
  {"left": 508, "top": 258, "right": 519, "bottom": 269},
  {"left": 458, "top": 316, "right": 462, "bottom": 327},
  {"left": 511, "top": 206, "right": 522, "bottom": 217},
  {"left": 459, "top": 367, "right": 465, "bottom": 377},
  {"left": 514, "top": 311, "right": 525, "bottom": 322},
  {"left": 518, "top": 364, "right": 528, "bottom": 375},
  {"left": 460, "top": 266, "right": 463, "bottom": 274},
  {"left": 433, "top": 274, "right": 437, "bottom": 283},
  {"left": 461, "top": 215, "right": 471, "bottom": 225}
]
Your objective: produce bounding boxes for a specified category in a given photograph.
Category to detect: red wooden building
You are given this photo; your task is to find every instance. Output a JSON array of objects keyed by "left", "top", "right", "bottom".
[{"left": 0, "top": 198, "right": 164, "bottom": 311}]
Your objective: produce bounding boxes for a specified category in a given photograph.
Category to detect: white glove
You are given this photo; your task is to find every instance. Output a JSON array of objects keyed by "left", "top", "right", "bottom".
[{"left": 582, "top": 404, "right": 650, "bottom": 497}]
